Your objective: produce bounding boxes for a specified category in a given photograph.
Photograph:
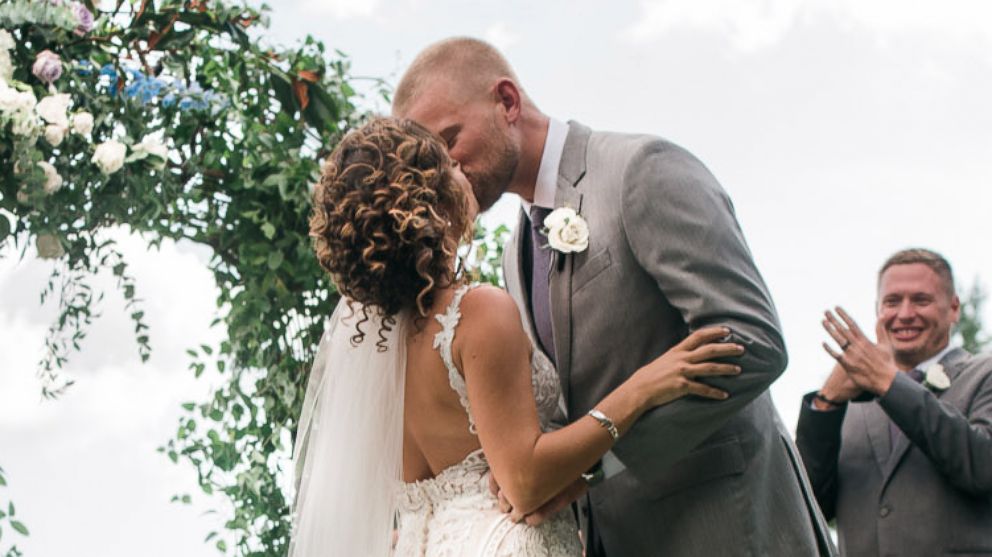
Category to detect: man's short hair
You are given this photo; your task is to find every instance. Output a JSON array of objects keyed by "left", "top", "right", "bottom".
[
  {"left": 393, "top": 37, "right": 520, "bottom": 115},
  {"left": 878, "top": 248, "right": 956, "bottom": 297}
]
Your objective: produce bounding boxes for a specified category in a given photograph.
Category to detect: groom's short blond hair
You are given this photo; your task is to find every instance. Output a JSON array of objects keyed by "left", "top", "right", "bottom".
[{"left": 393, "top": 37, "right": 523, "bottom": 114}]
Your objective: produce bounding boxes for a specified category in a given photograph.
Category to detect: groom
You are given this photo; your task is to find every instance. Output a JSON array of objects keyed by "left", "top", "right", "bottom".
[{"left": 393, "top": 37, "right": 834, "bottom": 556}]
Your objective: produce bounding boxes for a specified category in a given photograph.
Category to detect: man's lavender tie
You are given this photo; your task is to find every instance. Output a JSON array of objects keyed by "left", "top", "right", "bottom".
[{"left": 529, "top": 205, "right": 556, "bottom": 365}]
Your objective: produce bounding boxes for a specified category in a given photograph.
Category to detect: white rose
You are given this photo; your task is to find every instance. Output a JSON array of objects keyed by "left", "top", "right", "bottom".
[
  {"left": 543, "top": 207, "right": 590, "bottom": 253},
  {"left": 12, "top": 90, "right": 38, "bottom": 115},
  {"left": 132, "top": 135, "right": 169, "bottom": 167},
  {"left": 11, "top": 112, "right": 39, "bottom": 137},
  {"left": 0, "top": 30, "right": 14, "bottom": 52},
  {"left": 70, "top": 111, "right": 93, "bottom": 136},
  {"left": 36, "top": 233, "right": 65, "bottom": 259},
  {"left": 924, "top": 363, "right": 951, "bottom": 391},
  {"left": 0, "top": 51, "right": 13, "bottom": 82},
  {"left": 543, "top": 207, "right": 576, "bottom": 231},
  {"left": 35, "top": 93, "right": 71, "bottom": 127},
  {"left": 92, "top": 139, "right": 127, "bottom": 174},
  {"left": 44, "top": 123, "right": 67, "bottom": 146},
  {"left": 0, "top": 87, "right": 36, "bottom": 116},
  {"left": 38, "top": 161, "right": 63, "bottom": 194},
  {"left": 0, "top": 83, "right": 19, "bottom": 113}
]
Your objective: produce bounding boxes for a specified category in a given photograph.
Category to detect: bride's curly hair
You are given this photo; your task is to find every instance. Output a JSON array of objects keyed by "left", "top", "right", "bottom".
[{"left": 310, "top": 117, "right": 470, "bottom": 345}]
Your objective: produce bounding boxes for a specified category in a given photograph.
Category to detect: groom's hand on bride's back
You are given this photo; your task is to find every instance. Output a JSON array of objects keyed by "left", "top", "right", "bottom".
[{"left": 491, "top": 473, "right": 588, "bottom": 526}]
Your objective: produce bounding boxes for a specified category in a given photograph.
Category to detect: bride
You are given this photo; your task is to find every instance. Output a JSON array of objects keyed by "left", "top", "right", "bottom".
[{"left": 289, "top": 117, "right": 745, "bottom": 556}]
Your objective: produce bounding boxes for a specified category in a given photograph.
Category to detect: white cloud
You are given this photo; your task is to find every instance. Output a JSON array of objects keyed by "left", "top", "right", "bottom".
[
  {"left": 0, "top": 229, "right": 226, "bottom": 555},
  {"left": 624, "top": 0, "right": 992, "bottom": 51},
  {"left": 625, "top": 0, "right": 802, "bottom": 51},
  {"left": 484, "top": 22, "right": 521, "bottom": 52},
  {"left": 297, "top": 0, "right": 379, "bottom": 19}
]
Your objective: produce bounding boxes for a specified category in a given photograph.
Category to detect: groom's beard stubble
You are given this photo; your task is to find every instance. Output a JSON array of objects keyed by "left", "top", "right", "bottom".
[{"left": 468, "top": 122, "right": 520, "bottom": 213}]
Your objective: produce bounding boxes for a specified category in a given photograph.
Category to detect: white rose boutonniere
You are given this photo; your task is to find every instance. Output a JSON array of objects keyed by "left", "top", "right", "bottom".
[
  {"left": 923, "top": 363, "right": 951, "bottom": 392},
  {"left": 543, "top": 207, "right": 589, "bottom": 254}
]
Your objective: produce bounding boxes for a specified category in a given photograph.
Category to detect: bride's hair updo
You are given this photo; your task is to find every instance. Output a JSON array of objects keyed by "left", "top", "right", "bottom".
[{"left": 310, "top": 117, "right": 470, "bottom": 342}]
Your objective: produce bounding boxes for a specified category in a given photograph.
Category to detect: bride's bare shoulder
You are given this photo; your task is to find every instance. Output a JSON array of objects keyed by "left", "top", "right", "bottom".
[{"left": 455, "top": 285, "right": 528, "bottom": 348}]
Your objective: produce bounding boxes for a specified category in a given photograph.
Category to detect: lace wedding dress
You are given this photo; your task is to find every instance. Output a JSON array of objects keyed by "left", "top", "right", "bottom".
[{"left": 392, "top": 285, "right": 583, "bottom": 557}]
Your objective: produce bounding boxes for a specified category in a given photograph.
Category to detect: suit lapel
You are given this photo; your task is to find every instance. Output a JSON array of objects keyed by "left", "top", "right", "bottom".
[
  {"left": 880, "top": 347, "right": 971, "bottom": 489},
  {"left": 504, "top": 208, "right": 539, "bottom": 344},
  {"left": 548, "top": 122, "right": 590, "bottom": 405},
  {"left": 862, "top": 402, "right": 891, "bottom": 473}
]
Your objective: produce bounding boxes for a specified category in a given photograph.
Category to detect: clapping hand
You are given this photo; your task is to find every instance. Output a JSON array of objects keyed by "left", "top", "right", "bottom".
[{"left": 821, "top": 307, "right": 898, "bottom": 396}]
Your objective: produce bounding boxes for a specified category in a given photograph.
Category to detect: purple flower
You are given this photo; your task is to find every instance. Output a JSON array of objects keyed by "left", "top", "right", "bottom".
[
  {"left": 32, "top": 50, "right": 63, "bottom": 84},
  {"left": 71, "top": 2, "right": 95, "bottom": 36}
]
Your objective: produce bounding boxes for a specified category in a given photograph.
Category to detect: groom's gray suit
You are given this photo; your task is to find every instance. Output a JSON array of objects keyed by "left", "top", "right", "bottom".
[{"left": 503, "top": 122, "right": 835, "bottom": 556}]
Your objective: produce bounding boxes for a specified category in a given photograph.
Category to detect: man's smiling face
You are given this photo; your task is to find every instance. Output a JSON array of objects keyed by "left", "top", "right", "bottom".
[{"left": 876, "top": 263, "right": 960, "bottom": 369}]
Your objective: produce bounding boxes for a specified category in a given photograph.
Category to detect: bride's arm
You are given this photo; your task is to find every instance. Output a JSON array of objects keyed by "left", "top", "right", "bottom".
[{"left": 456, "top": 286, "right": 742, "bottom": 515}]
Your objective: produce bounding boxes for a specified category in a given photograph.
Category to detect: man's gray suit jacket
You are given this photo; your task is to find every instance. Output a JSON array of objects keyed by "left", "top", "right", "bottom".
[
  {"left": 797, "top": 348, "right": 992, "bottom": 556},
  {"left": 502, "top": 121, "right": 834, "bottom": 557}
]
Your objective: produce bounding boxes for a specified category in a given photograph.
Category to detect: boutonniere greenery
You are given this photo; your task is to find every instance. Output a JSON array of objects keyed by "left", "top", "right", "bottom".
[
  {"left": 923, "top": 363, "right": 951, "bottom": 392},
  {"left": 542, "top": 207, "right": 589, "bottom": 254}
]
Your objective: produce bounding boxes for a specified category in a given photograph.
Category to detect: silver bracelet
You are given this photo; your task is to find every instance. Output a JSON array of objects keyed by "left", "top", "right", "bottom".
[{"left": 587, "top": 409, "right": 620, "bottom": 441}]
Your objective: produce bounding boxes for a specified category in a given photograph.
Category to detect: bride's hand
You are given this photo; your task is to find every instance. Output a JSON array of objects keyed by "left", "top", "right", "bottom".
[{"left": 631, "top": 327, "right": 745, "bottom": 408}]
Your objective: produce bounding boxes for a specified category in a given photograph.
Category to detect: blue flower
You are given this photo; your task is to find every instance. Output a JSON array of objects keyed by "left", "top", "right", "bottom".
[
  {"left": 99, "top": 64, "right": 117, "bottom": 79},
  {"left": 76, "top": 60, "right": 94, "bottom": 75},
  {"left": 162, "top": 93, "right": 177, "bottom": 108},
  {"left": 139, "top": 79, "right": 166, "bottom": 104},
  {"left": 124, "top": 79, "right": 142, "bottom": 99}
]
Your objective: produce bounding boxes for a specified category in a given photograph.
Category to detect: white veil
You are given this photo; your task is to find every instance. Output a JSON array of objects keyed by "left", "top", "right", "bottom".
[{"left": 289, "top": 298, "right": 407, "bottom": 557}]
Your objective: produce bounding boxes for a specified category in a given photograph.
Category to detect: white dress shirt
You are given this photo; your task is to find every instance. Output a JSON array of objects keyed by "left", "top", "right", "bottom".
[{"left": 521, "top": 117, "right": 568, "bottom": 218}]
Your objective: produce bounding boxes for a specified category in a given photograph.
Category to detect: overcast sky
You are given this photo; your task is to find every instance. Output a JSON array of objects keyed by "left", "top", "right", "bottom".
[{"left": 2, "top": 1, "right": 991, "bottom": 555}]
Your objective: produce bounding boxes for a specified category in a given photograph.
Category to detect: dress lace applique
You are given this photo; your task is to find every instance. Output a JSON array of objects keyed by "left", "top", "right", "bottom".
[{"left": 432, "top": 284, "right": 478, "bottom": 434}]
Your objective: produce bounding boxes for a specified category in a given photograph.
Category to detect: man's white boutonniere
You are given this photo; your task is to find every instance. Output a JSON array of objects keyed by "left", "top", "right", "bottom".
[
  {"left": 923, "top": 363, "right": 951, "bottom": 392},
  {"left": 543, "top": 207, "right": 589, "bottom": 254}
]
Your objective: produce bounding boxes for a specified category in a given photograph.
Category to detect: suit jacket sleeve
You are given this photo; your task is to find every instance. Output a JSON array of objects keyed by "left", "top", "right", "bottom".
[
  {"left": 795, "top": 392, "right": 847, "bottom": 521},
  {"left": 880, "top": 366, "right": 992, "bottom": 495},
  {"left": 611, "top": 140, "right": 788, "bottom": 481}
]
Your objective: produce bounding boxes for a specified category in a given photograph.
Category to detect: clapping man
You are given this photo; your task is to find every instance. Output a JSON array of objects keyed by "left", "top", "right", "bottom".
[{"left": 797, "top": 248, "right": 992, "bottom": 556}]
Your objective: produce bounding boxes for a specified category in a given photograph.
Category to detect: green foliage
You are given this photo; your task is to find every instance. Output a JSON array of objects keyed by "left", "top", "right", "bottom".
[
  {"left": 1, "top": 2, "right": 511, "bottom": 554},
  {"left": 0, "top": 1, "right": 383, "bottom": 553},
  {"left": 955, "top": 278, "right": 990, "bottom": 354},
  {"left": 465, "top": 221, "right": 511, "bottom": 287},
  {"left": 0, "top": 466, "right": 28, "bottom": 557}
]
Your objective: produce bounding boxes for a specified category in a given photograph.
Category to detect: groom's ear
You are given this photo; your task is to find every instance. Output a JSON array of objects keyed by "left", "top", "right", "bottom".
[{"left": 494, "top": 79, "right": 522, "bottom": 123}]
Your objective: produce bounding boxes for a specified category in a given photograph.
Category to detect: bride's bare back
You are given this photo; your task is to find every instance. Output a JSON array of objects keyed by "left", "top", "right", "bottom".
[{"left": 402, "top": 286, "right": 485, "bottom": 482}]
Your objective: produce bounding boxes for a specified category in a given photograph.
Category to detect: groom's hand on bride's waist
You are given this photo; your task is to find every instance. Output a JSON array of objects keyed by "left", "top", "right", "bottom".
[{"left": 490, "top": 474, "right": 588, "bottom": 526}]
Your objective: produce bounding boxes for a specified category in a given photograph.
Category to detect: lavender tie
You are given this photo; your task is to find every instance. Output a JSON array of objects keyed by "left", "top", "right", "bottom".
[
  {"left": 888, "top": 368, "right": 925, "bottom": 457},
  {"left": 528, "top": 206, "right": 556, "bottom": 364}
]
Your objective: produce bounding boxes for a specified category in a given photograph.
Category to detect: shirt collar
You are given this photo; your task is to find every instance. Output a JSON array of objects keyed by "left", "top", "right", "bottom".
[
  {"left": 907, "top": 343, "right": 957, "bottom": 373},
  {"left": 522, "top": 117, "right": 568, "bottom": 218}
]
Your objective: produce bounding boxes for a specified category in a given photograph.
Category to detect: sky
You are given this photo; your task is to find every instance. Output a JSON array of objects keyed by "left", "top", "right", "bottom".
[{"left": 2, "top": 1, "right": 992, "bottom": 555}]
